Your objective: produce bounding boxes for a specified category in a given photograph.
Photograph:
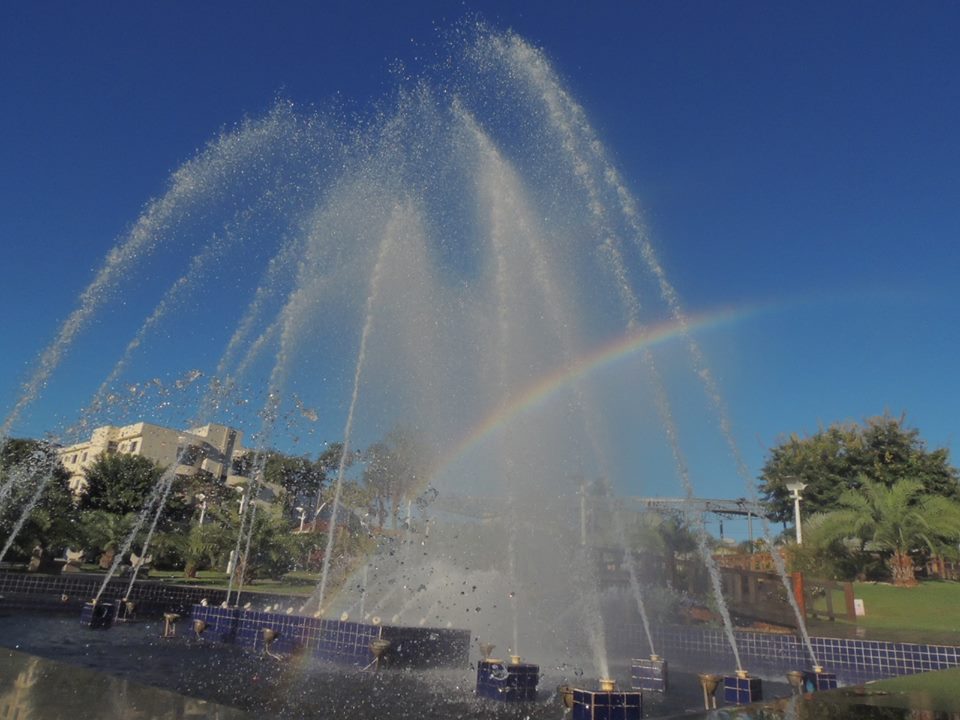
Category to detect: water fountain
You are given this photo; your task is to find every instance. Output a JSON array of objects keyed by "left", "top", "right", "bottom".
[{"left": 0, "top": 20, "right": 823, "bottom": 718}]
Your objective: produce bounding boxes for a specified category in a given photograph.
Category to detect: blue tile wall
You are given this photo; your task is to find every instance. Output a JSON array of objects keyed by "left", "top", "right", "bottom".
[
  {"left": 192, "top": 605, "right": 240, "bottom": 643},
  {"left": 189, "top": 604, "right": 469, "bottom": 669},
  {"left": 379, "top": 625, "right": 471, "bottom": 668},
  {"left": 0, "top": 570, "right": 300, "bottom": 619},
  {"left": 613, "top": 622, "right": 960, "bottom": 686},
  {"left": 571, "top": 688, "right": 642, "bottom": 720}
]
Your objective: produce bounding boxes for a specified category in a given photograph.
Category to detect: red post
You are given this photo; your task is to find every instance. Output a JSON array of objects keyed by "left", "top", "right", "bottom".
[
  {"left": 791, "top": 571, "right": 806, "bottom": 619},
  {"left": 844, "top": 581, "right": 856, "bottom": 621}
]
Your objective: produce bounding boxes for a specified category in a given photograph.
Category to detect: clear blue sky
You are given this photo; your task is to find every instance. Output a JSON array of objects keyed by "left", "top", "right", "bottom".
[{"left": 2, "top": 2, "right": 959, "bottom": 521}]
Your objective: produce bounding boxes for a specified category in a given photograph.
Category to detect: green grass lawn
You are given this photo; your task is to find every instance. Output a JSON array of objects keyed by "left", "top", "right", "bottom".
[
  {"left": 145, "top": 568, "right": 320, "bottom": 596},
  {"left": 861, "top": 667, "right": 960, "bottom": 713},
  {"left": 807, "top": 580, "right": 960, "bottom": 642}
]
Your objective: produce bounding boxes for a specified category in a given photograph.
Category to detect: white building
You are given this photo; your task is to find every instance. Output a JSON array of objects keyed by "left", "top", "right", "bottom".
[{"left": 58, "top": 421, "right": 249, "bottom": 495}]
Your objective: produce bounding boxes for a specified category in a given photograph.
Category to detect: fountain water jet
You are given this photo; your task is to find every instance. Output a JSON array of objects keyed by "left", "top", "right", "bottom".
[{"left": 0, "top": 24, "right": 793, "bottom": 695}]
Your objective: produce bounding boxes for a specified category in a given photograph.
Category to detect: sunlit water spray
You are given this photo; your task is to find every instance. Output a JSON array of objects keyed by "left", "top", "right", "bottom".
[
  {"left": 506, "top": 26, "right": 817, "bottom": 666},
  {"left": 0, "top": 24, "right": 785, "bottom": 678},
  {"left": 0, "top": 107, "right": 309, "bottom": 443},
  {"left": 310, "top": 204, "right": 405, "bottom": 614},
  {"left": 489, "top": 29, "right": 754, "bottom": 668}
]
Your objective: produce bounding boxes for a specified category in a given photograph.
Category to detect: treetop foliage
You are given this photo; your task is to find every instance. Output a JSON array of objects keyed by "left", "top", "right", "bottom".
[
  {"left": 0, "top": 438, "right": 78, "bottom": 555},
  {"left": 79, "top": 452, "right": 166, "bottom": 516},
  {"left": 759, "top": 414, "right": 959, "bottom": 521}
]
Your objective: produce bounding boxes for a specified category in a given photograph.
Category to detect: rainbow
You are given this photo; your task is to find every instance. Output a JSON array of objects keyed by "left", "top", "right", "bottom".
[{"left": 430, "top": 304, "right": 759, "bottom": 480}]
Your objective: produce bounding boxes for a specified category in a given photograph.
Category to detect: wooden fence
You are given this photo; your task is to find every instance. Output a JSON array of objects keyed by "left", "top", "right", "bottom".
[{"left": 720, "top": 567, "right": 857, "bottom": 628}]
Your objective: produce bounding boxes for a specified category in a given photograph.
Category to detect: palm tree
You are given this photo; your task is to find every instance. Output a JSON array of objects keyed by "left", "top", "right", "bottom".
[{"left": 811, "top": 478, "right": 960, "bottom": 586}]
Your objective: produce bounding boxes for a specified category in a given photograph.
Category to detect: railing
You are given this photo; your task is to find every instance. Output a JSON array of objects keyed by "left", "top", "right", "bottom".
[
  {"left": 719, "top": 567, "right": 857, "bottom": 627},
  {"left": 925, "top": 556, "right": 960, "bottom": 581},
  {"left": 800, "top": 575, "right": 857, "bottom": 622},
  {"left": 720, "top": 567, "right": 798, "bottom": 627}
]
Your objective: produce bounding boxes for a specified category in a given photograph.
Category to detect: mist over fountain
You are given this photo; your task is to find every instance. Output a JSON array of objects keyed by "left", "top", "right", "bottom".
[{"left": 0, "top": 23, "right": 818, "bottom": 701}]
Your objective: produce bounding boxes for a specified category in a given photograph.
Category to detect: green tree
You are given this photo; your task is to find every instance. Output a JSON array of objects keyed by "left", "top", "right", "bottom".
[
  {"left": 362, "top": 428, "right": 435, "bottom": 529},
  {"left": 759, "top": 415, "right": 960, "bottom": 521},
  {"left": 809, "top": 478, "right": 960, "bottom": 586},
  {"left": 0, "top": 438, "right": 80, "bottom": 558},
  {"left": 78, "top": 509, "right": 136, "bottom": 559},
  {"left": 174, "top": 468, "right": 238, "bottom": 531},
  {"left": 261, "top": 443, "right": 350, "bottom": 516},
  {"left": 79, "top": 453, "right": 167, "bottom": 515},
  {"left": 632, "top": 511, "right": 700, "bottom": 591},
  {"left": 239, "top": 510, "right": 305, "bottom": 580},
  {"left": 153, "top": 522, "right": 234, "bottom": 576}
]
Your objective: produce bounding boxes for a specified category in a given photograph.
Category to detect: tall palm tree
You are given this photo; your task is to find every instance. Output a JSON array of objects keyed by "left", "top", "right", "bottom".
[{"left": 812, "top": 478, "right": 960, "bottom": 586}]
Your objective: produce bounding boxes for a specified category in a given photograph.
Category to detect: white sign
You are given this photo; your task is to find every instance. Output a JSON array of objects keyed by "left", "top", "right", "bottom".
[{"left": 854, "top": 598, "right": 866, "bottom": 617}]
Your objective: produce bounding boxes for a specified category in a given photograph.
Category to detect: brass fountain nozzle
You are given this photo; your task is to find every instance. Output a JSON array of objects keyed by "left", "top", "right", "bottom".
[
  {"left": 786, "top": 670, "right": 804, "bottom": 691},
  {"left": 364, "top": 638, "right": 392, "bottom": 672},
  {"left": 162, "top": 612, "right": 180, "bottom": 638},
  {"left": 370, "top": 638, "right": 391, "bottom": 659},
  {"left": 509, "top": 654, "right": 522, "bottom": 665},
  {"left": 735, "top": 668, "right": 750, "bottom": 679},
  {"left": 193, "top": 619, "right": 208, "bottom": 638},
  {"left": 649, "top": 653, "right": 661, "bottom": 662},
  {"left": 812, "top": 664, "right": 824, "bottom": 673},
  {"left": 698, "top": 673, "right": 722, "bottom": 710},
  {"left": 599, "top": 678, "right": 616, "bottom": 692},
  {"left": 262, "top": 628, "right": 281, "bottom": 659}
]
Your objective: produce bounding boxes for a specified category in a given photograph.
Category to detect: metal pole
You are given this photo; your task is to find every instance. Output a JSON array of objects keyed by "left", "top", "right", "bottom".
[
  {"left": 786, "top": 481, "right": 807, "bottom": 546},
  {"left": 793, "top": 493, "right": 803, "bottom": 544}
]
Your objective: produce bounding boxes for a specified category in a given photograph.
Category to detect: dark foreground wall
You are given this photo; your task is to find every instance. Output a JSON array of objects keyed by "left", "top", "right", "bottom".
[{"left": 192, "top": 604, "right": 471, "bottom": 669}]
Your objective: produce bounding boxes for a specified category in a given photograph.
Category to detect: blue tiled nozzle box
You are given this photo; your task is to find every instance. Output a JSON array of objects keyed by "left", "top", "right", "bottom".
[
  {"left": 80, "top": 600, "right": 115, "bottom": 629},
  {"left": 476, "top": 658, "right": 539, "bottom": 701},
  {"left": 802, "top": 668, "right": 838, "bottom": 692},
  {"left": 723, "top": 673, "right": 762, "bottom": 705},
  {"left": 571, "top": 687, "right": 642, "bottom": 720},
  {"left": 631, "top": 656, "right": 668, "bottom": 692}
]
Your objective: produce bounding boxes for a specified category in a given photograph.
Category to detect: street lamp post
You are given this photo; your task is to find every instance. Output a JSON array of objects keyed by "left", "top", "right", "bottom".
[
  {"left": 295, "top": 506, "right": 307, "bottom": 532},
  {"left": 196, "top": 493, "right": 207, "bottom": 526},
  {"left": 235, "top": 485, "right": 248, "bottom": 515},
  {"left": 786, "top": 481, "right": 807, "bottom": 544}
]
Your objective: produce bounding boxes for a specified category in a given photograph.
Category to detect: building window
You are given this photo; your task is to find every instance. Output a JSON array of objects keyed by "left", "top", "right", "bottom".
[
  {"left": 81, "top": 452, "right": 87, "bottom": 462},
  {"left": 130, "top": 441, "right": 138, "bottom": 453},
  {"left": 71, "top": 454, "right": 78, "bottom": 464},
  {"left": 107, "top": 442, "right": 118, "bottom": 454}
]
